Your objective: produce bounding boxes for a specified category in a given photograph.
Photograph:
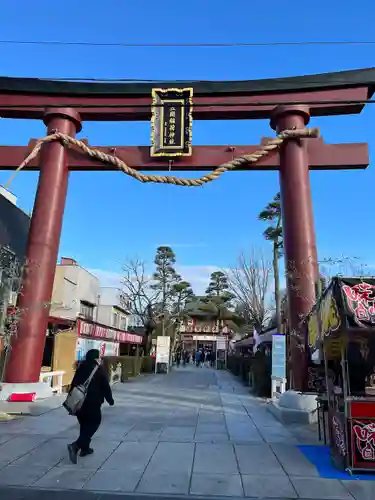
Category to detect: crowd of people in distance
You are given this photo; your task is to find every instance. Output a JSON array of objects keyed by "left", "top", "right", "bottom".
[{"left": 174, "top": 348, "right": 216, "bottom": 368}]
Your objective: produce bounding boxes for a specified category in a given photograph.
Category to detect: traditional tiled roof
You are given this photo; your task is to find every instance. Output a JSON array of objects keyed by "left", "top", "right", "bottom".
[{"left": 0, "top": 68, "right": 374, "bottom": 96}]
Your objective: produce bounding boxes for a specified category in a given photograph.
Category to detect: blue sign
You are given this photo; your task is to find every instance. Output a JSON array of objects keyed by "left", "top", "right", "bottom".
[{"left": 272, "top": 334, "right": 286, "bottom": 379}]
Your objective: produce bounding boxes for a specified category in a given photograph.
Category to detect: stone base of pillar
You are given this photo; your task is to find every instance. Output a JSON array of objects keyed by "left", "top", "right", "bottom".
[
  {"left": 267, "top": 390, "right": 318, "bottom": 425},
  {"left": 0, "top": 382, "right": 54, "bottom": 401}
]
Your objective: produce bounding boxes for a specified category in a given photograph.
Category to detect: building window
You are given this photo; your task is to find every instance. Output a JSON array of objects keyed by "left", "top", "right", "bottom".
[
  {"left": 80, "top": 301, "right": 94, "bottom": 320},
  {"left": 120, "top": 316, "right": 127, "bottom": 330},
  {"left": 112, "top": 312, "right": 119, "bottom": 328}
]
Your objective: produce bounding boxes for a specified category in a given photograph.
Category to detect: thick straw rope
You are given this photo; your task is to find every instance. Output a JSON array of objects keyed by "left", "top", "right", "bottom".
[{"left": 4, "top": 127, "right": 319, "bottom": 188}]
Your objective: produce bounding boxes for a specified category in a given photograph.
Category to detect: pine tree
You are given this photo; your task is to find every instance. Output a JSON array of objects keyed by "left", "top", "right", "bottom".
[
  {"left": 258, "top": 192, "right": 283, "bottom": 332},
  {"left": 205, "top": 271, "right": 234, "bottom": 303},
  {"left": 172, "top": 278, "right": 194, "bottom": 315},
  {"left": 151, "top": 246, "right": 179, "bottom": 313}
]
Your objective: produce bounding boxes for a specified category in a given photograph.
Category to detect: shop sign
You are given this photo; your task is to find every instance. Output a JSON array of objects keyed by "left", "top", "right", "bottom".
[
  {"left": 180, "top": 319, "right": 194, "bottom": 333},
  {"left": 351, "top": 419, "right": 375, "bottom": 468},
  {"left": 307, "top": 288, "right": 341, "bottom": 346},
  {"left": 76, "top": 337, "right": 119, "bottom": 361},
  {"left": 180, "top": 318, "right": 229, "bottom": 334},
  {"left": 342, "top": 282, "right": 375, "bottom": 327},
  {"left": 193, "top": 335, "right": 217, "bottom": 342},
  {"left": 331, "top": 413, "right": 347, "bottom": 457},
  {"left": 150, "top": 88, "right": 193, "bottom": 157},
  {"left": 325, "top": 410, "right": 347, "bottom": 470},
  {"left": 180, "top": 334, "right": 193, "bottom": 342},
  {"left": 307, "top": 312, "right": 319, "bottom": 346},
  {"left": 77, "top": 319, "right": 142, "bottom": 344},
  {"left": 320, "top": 288, "right": 341, "bottom": 338}
]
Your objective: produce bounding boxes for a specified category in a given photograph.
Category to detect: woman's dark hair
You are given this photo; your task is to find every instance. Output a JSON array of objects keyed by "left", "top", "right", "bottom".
[{"left": 85, "top": 349, "right": 100, "bottom": 362}]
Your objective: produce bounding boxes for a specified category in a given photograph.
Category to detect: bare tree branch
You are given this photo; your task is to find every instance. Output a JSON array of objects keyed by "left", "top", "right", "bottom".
[
  {"left": 227, "top": 249, "right": 272, "bottom": 332},
  {"left": 119, "top": 258, "right": 161, "bottom": 327},
  {"left": 319, "top": 255, "right": 375, "bottom": 280}
]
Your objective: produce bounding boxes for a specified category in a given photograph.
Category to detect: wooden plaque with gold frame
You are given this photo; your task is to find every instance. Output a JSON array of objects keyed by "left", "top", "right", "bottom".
[{"left": 150, "top": 87, "right": 193, "bottom": 157}]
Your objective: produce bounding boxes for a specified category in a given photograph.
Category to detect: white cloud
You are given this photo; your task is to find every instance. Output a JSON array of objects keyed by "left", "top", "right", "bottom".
[
  {"left": 89, "top": 264, "right": 220, "bottom": 296},
  {"left": 176, "top": 265, "right": 220, "bottom": 294},
  {"left": 89, "top": 269, "right": 123, "bottom": 288}
]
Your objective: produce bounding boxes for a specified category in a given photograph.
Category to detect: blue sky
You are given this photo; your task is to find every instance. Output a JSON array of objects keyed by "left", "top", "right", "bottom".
[{"left": 0, "top": 2, "right": 374, "bottom": 293}]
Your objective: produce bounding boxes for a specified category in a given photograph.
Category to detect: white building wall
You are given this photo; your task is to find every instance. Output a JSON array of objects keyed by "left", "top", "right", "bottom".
[
  {"left": 50, "top": 264, "right": 100, "bottom": 320},
  {"left": 96, "top": 286, "right": 129, "bottom": 330},
  {"left": 96, "top": 305, "right": 112, "bottom": 326},
  {"left": 95, "top": 305, "right": 129, "bottom": 330}
]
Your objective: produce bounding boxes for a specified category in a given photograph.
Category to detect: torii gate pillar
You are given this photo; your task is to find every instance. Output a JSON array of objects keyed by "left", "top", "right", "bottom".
[
  {"left": 271, "top": 105, "right": 318, "bottom": 390},
  {"left": 4, "top": 108, "right": 82, "bottom": 384}
]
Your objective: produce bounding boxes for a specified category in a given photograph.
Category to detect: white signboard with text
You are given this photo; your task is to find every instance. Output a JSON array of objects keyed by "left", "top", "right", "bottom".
[
  {"left": 216, "top": 336, "right": 228, "bottom": 369},
  {"left": 155, "top": 336, "right": 171, "bottom": 373},
  {"left": 216, "top": 337, "right": 228, "bottom": 350},
  {"left": 271, "top": 334, "right": 287, "bottom": 399},
  {"left": 193, "top": 335, "right": 218, "bottom": 342},
  {"left": 271, "top": 334, "right": 286, "bottom": 379}
]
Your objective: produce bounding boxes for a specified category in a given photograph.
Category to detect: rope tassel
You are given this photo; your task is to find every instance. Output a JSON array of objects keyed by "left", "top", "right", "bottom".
[{"left": 3, "top": 127, "right": 319, "bottom": 189}]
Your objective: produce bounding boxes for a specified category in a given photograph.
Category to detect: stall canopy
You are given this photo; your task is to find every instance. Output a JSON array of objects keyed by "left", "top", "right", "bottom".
[{"left": 307, "top": 277, "right": 375, "bottom": 350}]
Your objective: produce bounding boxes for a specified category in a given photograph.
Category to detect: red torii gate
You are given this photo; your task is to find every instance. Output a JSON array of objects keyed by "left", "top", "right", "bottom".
[{"left": 0, "top": 68, "right": 373, "bottom": 391}]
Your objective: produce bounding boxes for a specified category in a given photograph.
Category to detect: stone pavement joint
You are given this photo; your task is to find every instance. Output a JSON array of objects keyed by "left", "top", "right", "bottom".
[{"left": 0, "top": 366, "right": 369, "bottom": 499}]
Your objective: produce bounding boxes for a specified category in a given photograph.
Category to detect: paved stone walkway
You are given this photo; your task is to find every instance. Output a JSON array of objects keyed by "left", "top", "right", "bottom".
[{"left": 0, "top": 366, "right": 373, "bottom": 499}]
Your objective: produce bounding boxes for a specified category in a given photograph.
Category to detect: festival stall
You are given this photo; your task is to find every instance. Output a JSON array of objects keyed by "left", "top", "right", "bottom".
[
  {"left": 76, "top": 318, "right": 143, "bottom": 359},
  {"left": 310, "top": 277, "right": 375, "bottom": 473},
  {"left": 47, "top": 318, "right": 143, "bottom": 389}
]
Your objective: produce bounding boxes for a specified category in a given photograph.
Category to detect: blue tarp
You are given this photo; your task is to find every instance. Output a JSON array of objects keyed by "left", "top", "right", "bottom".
[{"left": 298, "top": 445, "right": 375, "bottom": 480}]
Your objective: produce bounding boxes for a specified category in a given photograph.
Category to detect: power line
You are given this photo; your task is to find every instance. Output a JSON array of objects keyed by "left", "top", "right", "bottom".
[{"left": 1, "top": 39, "right": 375, "bottom": 48}]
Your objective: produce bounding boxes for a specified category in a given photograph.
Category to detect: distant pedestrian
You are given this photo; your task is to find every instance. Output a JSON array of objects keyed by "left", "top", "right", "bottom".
[
  {"left": 205, "top": 351, "right": 211, "bottom": 367},
  {"left": 183, "top": 350, "right": 190, "bottom": 366},
  {"left": 195, "top": 349, "right": 201, "bottom": 367},
  {"left": 176, "top": 351, "right": 181, "bottom": 367},
  {"left": 67, "top": 349, "right": 114, "bottom": 464},
  {"left": 199, "top": 349, "right": 204, "bottom": 367},
  {"left": 210, "top": 350, "right": 216, "bottom": 368}
]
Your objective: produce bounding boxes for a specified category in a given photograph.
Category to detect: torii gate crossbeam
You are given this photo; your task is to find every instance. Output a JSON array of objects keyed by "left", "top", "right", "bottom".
[
  {"left": 0, "top": 139, "right": 369, "bottom": 171},
  {"left": 1, "top": 68, "right": 374, "bottom": 392}
]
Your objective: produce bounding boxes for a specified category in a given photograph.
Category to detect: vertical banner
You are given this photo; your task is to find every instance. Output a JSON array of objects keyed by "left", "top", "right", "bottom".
[
  {"left": 272, "top": 334, "right": 286, "bottom": 379},
  {"left": 151, "top": 88, "right": 193, "bottom": 157}
]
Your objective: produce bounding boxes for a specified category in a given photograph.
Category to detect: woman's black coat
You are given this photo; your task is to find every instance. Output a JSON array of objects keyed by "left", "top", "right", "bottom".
[{"left": 71, "top": 359, "right": 114, "bottom": 413}]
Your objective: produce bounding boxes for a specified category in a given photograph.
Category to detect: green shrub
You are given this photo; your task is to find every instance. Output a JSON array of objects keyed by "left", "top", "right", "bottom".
[
  {"left": 102, "top": 355, "right": 142, "bottom": 383},
  {"left": 133, "top": 356, "right": 142, "bottom": 376},
  {"left": 227, "top": 355, "right": 252, "bottom": 383},
  {"left": 251, "top": 354, "right": 271, "bottom": 397},
  {"left": 141, "top": 356, "right": 155, "bottom": 373}
]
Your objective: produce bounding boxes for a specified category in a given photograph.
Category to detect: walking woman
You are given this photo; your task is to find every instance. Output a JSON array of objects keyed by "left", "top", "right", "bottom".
[{"left": 67, "top": 349, "right": 114, "bottom": 464}]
